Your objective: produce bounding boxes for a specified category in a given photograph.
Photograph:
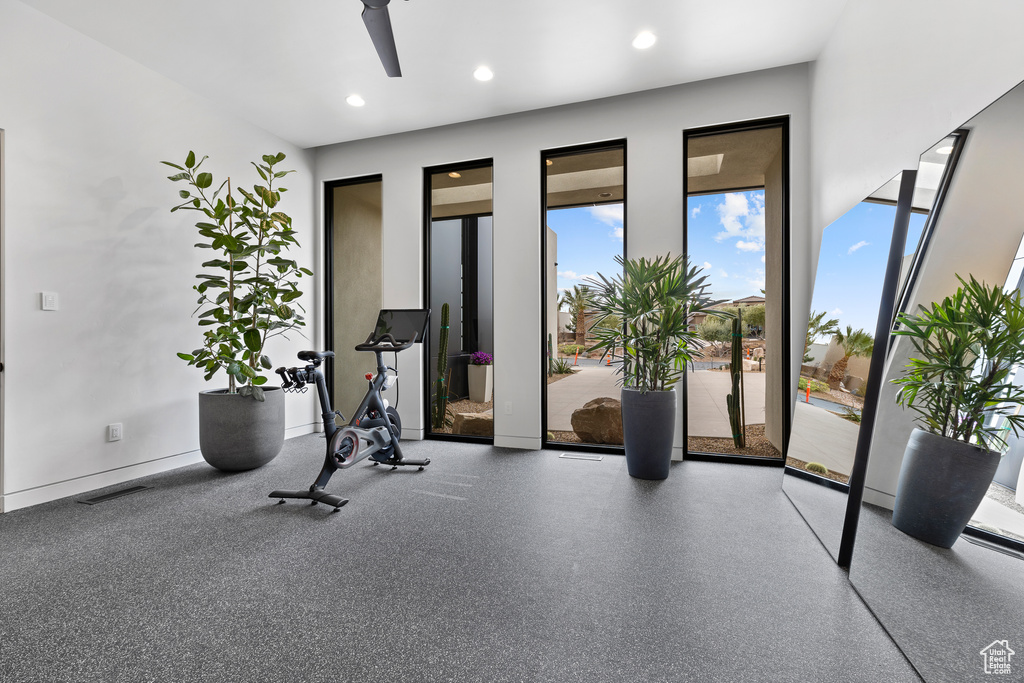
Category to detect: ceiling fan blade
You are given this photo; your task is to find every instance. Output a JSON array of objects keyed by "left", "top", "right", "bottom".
[{"left": 361, "top": 2, "right": 402, "bottom": 77}]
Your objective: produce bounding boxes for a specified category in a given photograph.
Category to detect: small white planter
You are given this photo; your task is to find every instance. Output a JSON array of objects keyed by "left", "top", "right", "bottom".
[{"left": 468, "top": 364, "right": 493, "bottom": 403}]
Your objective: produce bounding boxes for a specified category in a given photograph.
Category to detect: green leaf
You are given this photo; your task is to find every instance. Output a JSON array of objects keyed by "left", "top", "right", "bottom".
[
  {"left": 243, "top": 328, "right": 261, "bottom": 352},
  {"left": 185, "top": 151, "right": 196, "bottom": 169},
  {"left": 226, "top": 361, "right": 241, "bottom": 376},
  {"left": 161, "top": 161, "right": 185, "bottom": 170},
  {"left": 166, "top": 172, "right": 190, "bottom": 182},
  {"left": 260, "top": 355, "right": 272, "bottom": 369},
  {"left": 196, "top": 172, "right": 213, "bottom": 189},
  {"left": 252, "top": 375, "right": 268, "bottom": 386},
  {"left": 177, "top": 352, "right": 195, "bottom": 361},
  {"left": 252, "top": 386, "right": 266, "bottom": 402}
]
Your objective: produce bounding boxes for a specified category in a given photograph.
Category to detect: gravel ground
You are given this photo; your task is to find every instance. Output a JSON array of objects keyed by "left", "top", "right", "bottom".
[{"left": 687, "top": 423, "right": 781, "bottom": 459}]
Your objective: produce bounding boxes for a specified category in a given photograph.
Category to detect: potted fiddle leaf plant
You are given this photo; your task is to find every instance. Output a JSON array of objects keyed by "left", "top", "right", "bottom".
[
  {"left": 468, "top": 351, "right": 493, "bottom": 403},
  {"left": 890, "top": 274, "right": 1024, "bottom": 547},
  {"left": 586, "top": 254, "right": 724, "bottom": 479},
  {"left": 163, "top": 151, "right": 311, "bottom": 471}
]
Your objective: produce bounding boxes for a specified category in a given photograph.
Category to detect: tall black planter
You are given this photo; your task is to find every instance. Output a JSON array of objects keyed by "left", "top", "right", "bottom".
[
  {"left": 198, "top": 386, "right": 285, "bottom": 471},
  {"left": 621, "top": 387, "right": 676, "bottom": 480},
  {"left": 892, "top": 428, "right": 1000, "bottom": 548}
]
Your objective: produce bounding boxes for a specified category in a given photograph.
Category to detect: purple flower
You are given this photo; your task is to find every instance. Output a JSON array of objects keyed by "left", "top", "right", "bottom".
[{"left": 470, "top": 351, "right": 493, "bottom": 365}]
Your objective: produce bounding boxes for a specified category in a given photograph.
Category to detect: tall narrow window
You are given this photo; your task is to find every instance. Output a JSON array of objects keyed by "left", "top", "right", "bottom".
[
  {"left": 425, "top": 162, "right": 494, "bottom": 440},
  {"left": 684, "top": 121, "right": 788, "bottom": 461},
  {"left": 541, "top": 142, "right": 625, "bottom": 450},
  {"left": 325, "top": 176, "right": 383, "bottom": 419}
]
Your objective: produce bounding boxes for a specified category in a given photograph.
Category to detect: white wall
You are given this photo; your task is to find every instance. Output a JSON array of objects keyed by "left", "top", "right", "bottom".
[
  {"left": 316, "top": 65, "right": 811, "bottom": 452},
  {"left": 810, "top": 0, "right": 1024, "bottom": 234},
  {"left": 0, "top": 0, "right": 316, "bottom": 511}
]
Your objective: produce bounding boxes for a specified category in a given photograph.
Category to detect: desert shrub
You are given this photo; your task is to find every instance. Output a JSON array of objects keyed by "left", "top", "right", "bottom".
[
  {"left": 559, "top": 344, "right": 586, "bottom": 356},
  {"left": 798, "top": 376, "right": 829, "bottom": 393},
  {"left": 550, "top": 358, "right": 576, "bottom": 374}
]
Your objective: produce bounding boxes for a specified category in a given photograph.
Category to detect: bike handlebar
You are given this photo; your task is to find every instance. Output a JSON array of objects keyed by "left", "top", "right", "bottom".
[{"left": 354, "top": 331, "right": 418, "bottom": 353}]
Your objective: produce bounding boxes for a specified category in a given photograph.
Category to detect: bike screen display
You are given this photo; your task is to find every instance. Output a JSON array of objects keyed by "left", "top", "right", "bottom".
[{"left": 372, "top": 309, "right": 429, "bottom": 344}]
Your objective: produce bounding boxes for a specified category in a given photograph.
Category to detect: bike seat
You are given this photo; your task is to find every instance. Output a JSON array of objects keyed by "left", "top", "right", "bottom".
[{"left": 298, "top": 350, "right": 335, "bottom": 362}]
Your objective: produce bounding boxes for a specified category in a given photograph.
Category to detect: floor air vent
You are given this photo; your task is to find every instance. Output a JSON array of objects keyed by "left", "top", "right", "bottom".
[
  {"left": 78, "top": 485, "right": 152, "bottom": 505},
  {"left": 559, "top": 453, "right": 603, "bottom": 462}
]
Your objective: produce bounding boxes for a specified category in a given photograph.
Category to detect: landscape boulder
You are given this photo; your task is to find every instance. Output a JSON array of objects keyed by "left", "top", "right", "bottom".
[
  {"left": 571, "top": 397, "right": 623, "bottom": 445},
  {"left": 452, "top": 412, "right": 493, "bottom": 437}
]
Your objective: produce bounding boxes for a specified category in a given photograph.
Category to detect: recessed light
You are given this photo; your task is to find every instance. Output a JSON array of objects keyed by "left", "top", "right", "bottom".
[
  {"left": 346, "top": 94, "right": 365, "bottom": 107},
  {"left": 474, "top": 66, "right": 494, "bottom": 82},
  {"left": 448, "top": 172, "right": 462, "bottom": 179},
  {"left": 936, "top": 145, "right": 954, "bottom": 155},
  {"left": 546, "top": 160, "right": 553, "bottom": 166},
  {"left": 632, "top": 31, "right": 656, "bottom": 50},
  {"left": 598, "top": 192, "right": 612, "bottom": 198}
]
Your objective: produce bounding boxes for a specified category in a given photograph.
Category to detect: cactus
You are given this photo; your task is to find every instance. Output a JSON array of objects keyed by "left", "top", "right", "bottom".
[
  {"left": 806, "top": 462, "right": 830, "bottom": 475},
  {"left": 726, "top": 308, "right": 746, "bottom": 448},
  {"left": 547, "top": 333, "right": 553, "bottom": 377},
  {"left": 431, "top": 302, "right": 451, "bottom": 429}
]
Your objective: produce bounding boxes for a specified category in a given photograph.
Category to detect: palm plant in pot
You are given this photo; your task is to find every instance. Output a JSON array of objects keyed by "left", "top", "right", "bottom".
[
  {"left": 890, "top": 274, "right": 1024, "bottom": 547},
  {"left": 586, "top": 254, "right": 723, "bottom": 479},
  {"left": 163, "top": 151, "right": 311, "bottom": 471}
]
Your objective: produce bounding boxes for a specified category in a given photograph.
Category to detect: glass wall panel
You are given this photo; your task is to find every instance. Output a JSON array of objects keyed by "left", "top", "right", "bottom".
[
  {"left": 425, "top": 164, "right": 494, "bottom": 438},
  {"left": 542, "top": 144, "right": 624, "bottom": 448},
  {"left": 684, "top": 124, "right": 786, "bottom": 459}
]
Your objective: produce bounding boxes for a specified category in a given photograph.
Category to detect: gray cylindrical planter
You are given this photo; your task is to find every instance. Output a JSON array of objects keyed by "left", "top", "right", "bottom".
[
  {"left": 621, "top": 387, "right": 676, "bottom": 480},
  {"left": 198, "top": 387, "right": 285, "bottom": 472},
  {"left": 892, "top": 428, "right": 1000, "bottom": 548}
]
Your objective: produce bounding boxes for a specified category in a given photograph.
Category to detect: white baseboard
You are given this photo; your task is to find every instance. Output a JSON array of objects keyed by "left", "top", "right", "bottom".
[
  {"left": 1, "top": 449, "right": 205, "bottom": 513},
  {"left": 863, "top": 486, "right": 896, "bottom": 510},
  {"left": 495, "top": 434, "right": 542, "bottom": 450},
  {"left": 672, "top": 446, "right": 684, "bottom": 462},
  {"left": 1, "top": 425, "right": 318, "bottom": 513}
]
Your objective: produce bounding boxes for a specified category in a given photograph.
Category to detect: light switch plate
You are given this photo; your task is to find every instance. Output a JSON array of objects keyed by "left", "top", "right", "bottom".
[{"left": 40, "top": 292, "right": 58, "bottom": 311}]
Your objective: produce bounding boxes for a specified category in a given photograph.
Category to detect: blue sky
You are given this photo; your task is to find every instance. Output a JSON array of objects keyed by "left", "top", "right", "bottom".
[
  {"left": 807, "top": 202, "right": 925, "bottom": 339},
  {"left": 687, "top": 190, "right": 767, "bottom": 302},
  {"left": 549, "top": 204, "right": 623, "bottom": 297},
  {"left": 549, "top": 194, "right": 926, "bottom": 335}
]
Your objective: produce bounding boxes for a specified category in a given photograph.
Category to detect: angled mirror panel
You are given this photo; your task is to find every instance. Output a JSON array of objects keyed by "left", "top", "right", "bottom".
[
  {"left": 849, "top": 80, "right": 1024, "bottom": 683},
  {"left": 783, "top": 172, "right": 909, "bottom": 559}
]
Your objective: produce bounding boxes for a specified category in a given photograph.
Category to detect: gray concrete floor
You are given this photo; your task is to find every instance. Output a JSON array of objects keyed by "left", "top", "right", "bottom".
[
  {"left": 685, "top": 370, "right": 766, "bottom": 438},
  {"left": 0, "top": 437, "right": 923, "bottom": 682}
]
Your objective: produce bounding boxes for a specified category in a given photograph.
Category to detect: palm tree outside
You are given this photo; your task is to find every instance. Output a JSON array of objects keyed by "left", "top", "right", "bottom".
[
  {"left": 559, "top": 284, "right": 593, "bottom": 347},
  {"left": 828, "top": 325, "right": 874, "bottom": 389}
]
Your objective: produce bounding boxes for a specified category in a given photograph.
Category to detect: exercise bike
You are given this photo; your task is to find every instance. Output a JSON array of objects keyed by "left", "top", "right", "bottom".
[{"left": 269, "top": 309, "right": 431, "bottom": 510}]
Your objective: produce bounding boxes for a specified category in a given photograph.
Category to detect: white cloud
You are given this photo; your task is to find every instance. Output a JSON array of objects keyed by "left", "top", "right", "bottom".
[
  {"left": 612, "top": 226, "right": 624, "bottom": 241},
  {"left": 848, "top": 240, "right": 870, "bottom": 254},
  {"left": 692, "top": 204, "right": 702, "bottom": 218},
  {"left": 702, "top": 261, "right": 712, "bottom": 271},
  {"left": 588, "top": 204, "right": 623, "bottom": 227},
  {"left": 714, "top": 192, "right": 766, "bottom": 253},
  {"left": 559, "top": 270, "right": 594, "bottom": 281},
  {"left": 761, "top": 254, "right": 766, "bottom": 263},
  {"left": 718, "top": 269, "right": 729, "bottom": 278},
  {"left": 830, "top": 307, "right": 843, "bottom": 316},
  {"left": 746, "top": 268, "right": 766, "bottom": 291}
]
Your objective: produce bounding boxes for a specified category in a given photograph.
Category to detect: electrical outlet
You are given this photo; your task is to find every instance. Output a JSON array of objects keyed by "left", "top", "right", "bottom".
[
  {"left": 107, "top": 423, "right": 123, "bottom": 442},
  {"left": 40, "top": 292, "right": 59, "bottom": 311},
  {"left": 504, "top": 401, "right": 513, "bottom": 415}
]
